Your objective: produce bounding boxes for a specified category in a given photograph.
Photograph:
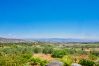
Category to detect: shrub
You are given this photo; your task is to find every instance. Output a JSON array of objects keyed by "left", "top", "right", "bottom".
[
  {"left": 61, "top": 55, "right": 73, "bottom": 66},
  {"left": 0, "top": 45, "right": 33, "bottom": 66},
  {"left": 42, "top": 47, "right": 53, "bottom": 54},
  {"left": 76, "top": 50, "right": 87, "bottom": 55},
  {"left": 29, "top": 57, "right": 41, "bottom": 65},
  {"left": 29, "top": 57, "right": 48, "bottom": 66},
  {"left": 91, "top": 51, "right": 99, "bottom": 56},
  {"left": 88, "top": 55, "right": 97, "bottom": 60},
  {"left": 51, "top": 49, "right": 66, "bottom": 58},
  {"left": 79, "top": 59, "right": 95, "bottom": 66},
  {"left": 66, "top": 48, "right": 76, "bottom": 54},
  {"left": 96, "top": 63, "right": 99, "bottom": 66},
  {"left": 39, "top": 60, "right": 48, "bottom": 66},
  {"left": 33, "top": 47, "right": 42, "bottom": 53}
]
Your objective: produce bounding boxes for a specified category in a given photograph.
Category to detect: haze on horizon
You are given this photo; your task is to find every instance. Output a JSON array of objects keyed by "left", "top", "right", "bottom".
[{"left": 0, "top": 0, "right": 99, "bottom": 40}]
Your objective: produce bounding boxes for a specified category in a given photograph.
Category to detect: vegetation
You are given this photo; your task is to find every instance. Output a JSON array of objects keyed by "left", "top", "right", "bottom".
[
  {"left": 51, "top": 49, "right": 66, "bottom": 58},
  {"left": 61, "top": 55, "right": 73, "bottom": 66},
  {"left": 0, "top": 42, "right": 99, "bottom": 66},
  {"left": 28, "top": 57, "right": 48, "bottom": 66},
  {"left": 79, "top": 59, "right": 95, "bottom": 66}
]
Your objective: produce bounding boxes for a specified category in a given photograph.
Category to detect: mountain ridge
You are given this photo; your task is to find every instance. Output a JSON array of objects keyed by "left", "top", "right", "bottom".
[
  {"left": 0, "top": 37, "right": 99, "bottom": 43},
  {"left": 0, "top": 37, "right": 25, "bottom": 43},
  {"left": 27, "top": 38, "right": 99, "bottom": 43}
]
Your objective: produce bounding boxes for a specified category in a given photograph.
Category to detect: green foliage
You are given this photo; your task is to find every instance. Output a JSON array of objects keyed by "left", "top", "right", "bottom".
[
  {"left": 89, "top": 54, "right": 97, "bottom": 60},
  {"left": 29, "top": 57, "right": 41, "bottom": 65},
  {"left": 95, "top": 59, "right": 99, "bottom": 66},
  {"left": 66, "top": 48, "right": 76, "bottom": 54},
  {"left": 39, "top": 60, "right": 48, "bottom": 66},
  {"left": 91, "top": 51, "right": 99, "bottom": 56},
  {"left": 76, "top": 50, "right": 87, "bottom": 55},
  {"left": 33, "top": 47, "right": 42, "bottom": 53},
  {"left": 0, "top": 43, "right": 99, "bottom": 66},
  {"left": 42, "top": 47, "right": 53, "bottom": 54},
  {"left": 0, "top": 44, "right": 32, "bottom": 66},
  {"left": 61, "top": 55, "right": 73, "bottom": 66},
  {"left": 95, "top": 63, "right": 99, "bottom": 66},
  {"left": 51, "top": 49, "right": 66, "bottom": 58},
  {"left": 29, "top": 57, "right": 48, "bottom": 66},
  {"left": 79, "top": 59, "right": 95, "bottom": 66}
]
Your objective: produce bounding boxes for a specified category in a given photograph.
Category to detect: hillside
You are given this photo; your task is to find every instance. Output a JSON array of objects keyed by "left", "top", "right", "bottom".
[
  {"left": 30, "top": 38, "right": 99, "bottom": 43},
  {"left": 0, "top": 37, "right": 25, "bottom": 43}
]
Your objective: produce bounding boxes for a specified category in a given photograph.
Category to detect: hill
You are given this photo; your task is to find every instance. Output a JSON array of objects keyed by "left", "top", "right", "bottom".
[
  {"left": 30, "top": 38, "right": 99, "bottom": 43},
  {"left": 0, "top": 37, "right": 25, "bottom": 43}
]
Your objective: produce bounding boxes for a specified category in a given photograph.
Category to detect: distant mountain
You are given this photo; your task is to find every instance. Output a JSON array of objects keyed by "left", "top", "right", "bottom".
[
  {"left": 0, "top": 37, "right": 26, "bottom": 43},
  {"left": 30, "top": 38, "right": 99, "bottom": 43},
  {"left": 0, "top": 37, "right": 99, "bottom": 43}
]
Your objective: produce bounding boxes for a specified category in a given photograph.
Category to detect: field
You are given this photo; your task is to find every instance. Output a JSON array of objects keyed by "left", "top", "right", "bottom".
[{"left": 0, "top": 42, "right": 99, "bottom": 66}]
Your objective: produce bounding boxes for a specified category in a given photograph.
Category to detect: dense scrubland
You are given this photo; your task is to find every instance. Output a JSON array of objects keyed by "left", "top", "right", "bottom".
[{"left": 0, "top": 42, "right": 99, "bottom": 66}]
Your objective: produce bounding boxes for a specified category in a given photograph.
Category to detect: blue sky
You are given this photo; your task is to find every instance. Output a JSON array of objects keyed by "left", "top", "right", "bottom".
[{"left": 0, "top": 0, "right": 99, "bottom": 39}]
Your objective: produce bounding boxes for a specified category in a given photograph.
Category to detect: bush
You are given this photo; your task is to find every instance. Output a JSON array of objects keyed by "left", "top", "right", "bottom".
[
  {"left": 0, "top": 45, "right": 33, "bottom": 66},
  {"left": 96, "top": 63, "right": 99, "bottom": 66},
  {"left": 51, "top": 49, "right": 66, "bottom": 58},
  {"left": 29, "top": 57, "right": 41, "bottom": 65},
  {"left": 66, "top": 48, "right": 76, "bottom": 54},
  {"left": 88, "top": 55, "right": 97, "bottom": 60},
  {"left": 91, "top": 51, "right": 99, "bottom": 56},
  {"left": 33, "top": 47, "right": 42, "bottom": 53},
  {"left": 42, "top": 47, "right": 53, "bottom": 54},
  {"left": 39, "top": 60, "right": 48, "bottom": 66},
  {"left": 29, "top": 57, "right": 48, "bottom": 66},
  {"left": 61, "top": 55, "right": 73, "bottom": 66},
  {"left": 79, "top": 59, "right": 95, "bottom": 66},
  {"left": 76, "top": 50, "right": 87, "bottom": 55}
]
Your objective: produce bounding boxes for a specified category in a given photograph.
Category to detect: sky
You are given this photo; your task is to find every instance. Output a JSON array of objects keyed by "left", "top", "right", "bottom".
[{"left": 0, "top": 0, "right": 99, "bottom": 39}]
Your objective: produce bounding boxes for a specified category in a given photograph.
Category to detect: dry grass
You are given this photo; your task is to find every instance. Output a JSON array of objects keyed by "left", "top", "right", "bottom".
[{"left": 33, "top": 54, "right": 54, "bottom": 61}]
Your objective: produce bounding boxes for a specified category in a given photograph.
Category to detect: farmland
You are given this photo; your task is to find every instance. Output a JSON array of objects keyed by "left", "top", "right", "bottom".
[{"left": 0, "top": 42, "right": 99, "bottom": 66}]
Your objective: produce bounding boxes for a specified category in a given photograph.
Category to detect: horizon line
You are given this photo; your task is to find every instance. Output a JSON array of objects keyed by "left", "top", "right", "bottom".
[{"left": 0, "top": 36, "right": 99, "bottom": 40}]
